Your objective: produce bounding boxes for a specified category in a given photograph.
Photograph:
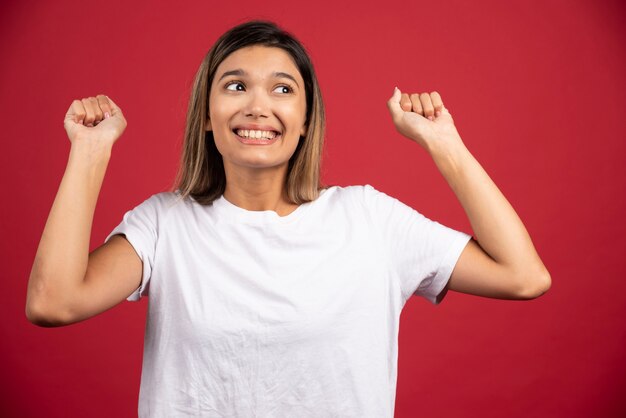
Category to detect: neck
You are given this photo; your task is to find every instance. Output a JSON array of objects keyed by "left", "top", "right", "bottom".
[{"left": 222, "top": 163, "right": 298, "bottom": 216}]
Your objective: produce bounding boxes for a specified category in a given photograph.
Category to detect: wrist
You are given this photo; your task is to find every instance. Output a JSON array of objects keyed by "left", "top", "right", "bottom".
[
  {"left": 427, "top": 136, "right": 470, "bottom": 176},
  {"left": 68, "top": 140, "right": 112, "bottom": 171}
]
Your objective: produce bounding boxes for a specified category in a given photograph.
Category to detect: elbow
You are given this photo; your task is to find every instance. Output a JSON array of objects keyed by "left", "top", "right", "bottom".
[
  {"left": 25, "top": 305, "right": 49, "bottom": 327},
  {"left": 26, "top": 301, "right": 71, "bottom": 327},
  {"left": 25, "top": 284, "right": 74, "bottom": 328},
  {"left": 516, "top": 267, "right": 552, "bottom": 300}
]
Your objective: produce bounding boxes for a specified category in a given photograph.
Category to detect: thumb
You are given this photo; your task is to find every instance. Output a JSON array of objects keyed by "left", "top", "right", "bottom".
[
  {"left": 434, "top": 104, "right": 453, "bottom": 122},
  {"left": 386, "top": 87, "right": 404, "bottom": 121}
]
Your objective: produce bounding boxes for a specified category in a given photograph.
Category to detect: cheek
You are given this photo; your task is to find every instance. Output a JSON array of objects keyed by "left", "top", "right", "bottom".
[
  {"left": 207, "top": 108, "right": 230, "bottom": 154},
  {"left": 211, "top": 125, "right": 232, "bottom": 153},
  {"left": 208, "top": 90, "right": 231, "bottom": 124},
  {"left": 280, "top": 105, "right": 307, "bottom": 135},
  {"left": 210, "top": 132, "right": 225, "bottom": 156},
  {"left": 208, "top": 106, "right": 234, "bottom": 140}
]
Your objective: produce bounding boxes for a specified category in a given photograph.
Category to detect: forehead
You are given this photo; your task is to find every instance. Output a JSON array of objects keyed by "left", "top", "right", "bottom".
[{"left": 216, "top": 46, "right": 302, "bottom": 81}]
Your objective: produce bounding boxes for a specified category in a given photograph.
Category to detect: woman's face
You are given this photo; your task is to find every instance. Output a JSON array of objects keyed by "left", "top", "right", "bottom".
[{"left": 207, "top": 45, "right": 307, "bottom": 174}]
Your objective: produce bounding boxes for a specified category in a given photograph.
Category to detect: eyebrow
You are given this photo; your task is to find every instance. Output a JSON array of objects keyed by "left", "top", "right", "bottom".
[{"left": 217, "top": 69, "right": 300, "bottom": 88}]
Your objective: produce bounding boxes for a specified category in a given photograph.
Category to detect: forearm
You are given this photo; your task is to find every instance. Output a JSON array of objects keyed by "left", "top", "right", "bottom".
[
  {"left": 26, "top": 141, "right": 112, "bottom": 319},
  {"left": 431, "top": 139, "right": 545, "bottom": 272}
]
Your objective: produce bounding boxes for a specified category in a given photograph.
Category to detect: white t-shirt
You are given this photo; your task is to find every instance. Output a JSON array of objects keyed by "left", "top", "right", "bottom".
[{"left": 106, "top": 185, "right": 471, "bottom": 418}]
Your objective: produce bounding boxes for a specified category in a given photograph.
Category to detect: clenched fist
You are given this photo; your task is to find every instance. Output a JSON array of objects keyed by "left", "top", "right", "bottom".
[
  {"left": 63, "top": 95, "right": 127, "bottom": 146},
  {"left": 387, "top": 88, "right": 463, "bottom": 156}
]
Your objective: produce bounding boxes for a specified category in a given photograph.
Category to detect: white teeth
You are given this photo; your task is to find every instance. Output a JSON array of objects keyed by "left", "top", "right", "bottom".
[{"left": 235, "top": 129, "right": 277, "bottom": 139}]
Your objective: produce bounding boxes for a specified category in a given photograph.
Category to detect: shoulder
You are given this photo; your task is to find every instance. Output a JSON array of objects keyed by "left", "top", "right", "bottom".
[
  {"left": 322, "top": 184, "right": 397, "bottom": 209},
  {"left": 134, "top": 191, "right": 181, "bottom": 210},
  {"left": 124, "top": 191, "right": 191, "bottom": 222},
  {"left": 314, "top": 185, "right": 402, "bottom": 221},
  {"left": 322, "top": 184, "right": 385, "bottom": 202}
]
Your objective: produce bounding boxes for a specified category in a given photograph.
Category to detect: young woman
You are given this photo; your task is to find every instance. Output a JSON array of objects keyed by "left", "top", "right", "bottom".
[{"left": 26, "top": 20, "right": 550, "bottom": 417}]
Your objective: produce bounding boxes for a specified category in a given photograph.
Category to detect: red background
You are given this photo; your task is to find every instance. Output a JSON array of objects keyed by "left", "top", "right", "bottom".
[{"left": 2, "top": 0, "right": 625, "bottom": 416}]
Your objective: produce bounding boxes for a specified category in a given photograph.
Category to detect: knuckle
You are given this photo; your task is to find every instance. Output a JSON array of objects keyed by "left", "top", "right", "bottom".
[{"left": 96, "top": 95, "right": 109, "bottom": 105}]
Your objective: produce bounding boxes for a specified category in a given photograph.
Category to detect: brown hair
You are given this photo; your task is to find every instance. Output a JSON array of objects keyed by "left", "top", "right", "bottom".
[{"left": 173, "top": 20, "right": 326, "bottom": 205}]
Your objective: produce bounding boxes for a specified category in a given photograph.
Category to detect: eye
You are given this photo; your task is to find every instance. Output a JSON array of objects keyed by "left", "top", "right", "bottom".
[
  {"left": 273, "top": 85, "right": 293, "bottom": 94},
  {"left": 225, "top": 81, "right": 245, "bottom": 91}
]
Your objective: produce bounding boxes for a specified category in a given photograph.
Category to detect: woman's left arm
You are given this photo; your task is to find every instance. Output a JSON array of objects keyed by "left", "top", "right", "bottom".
[{"left": 387, "top": 88, "right": 551, "bottom": 300}]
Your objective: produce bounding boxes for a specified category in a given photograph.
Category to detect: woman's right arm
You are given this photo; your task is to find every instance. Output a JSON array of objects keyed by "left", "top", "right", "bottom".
[{"left": 25, "top": 95, "right": 143, "bottom": 327}]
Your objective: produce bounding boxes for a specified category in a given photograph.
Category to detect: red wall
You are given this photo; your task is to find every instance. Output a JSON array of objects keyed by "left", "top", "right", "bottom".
[{"left": 2, "top": 0, "right": 625, "bottom": 416}]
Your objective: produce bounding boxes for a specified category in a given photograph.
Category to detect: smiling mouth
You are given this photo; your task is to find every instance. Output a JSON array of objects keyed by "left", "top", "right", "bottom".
[{"left": 233, "top": 129, "right": 281, "bottom": 140}]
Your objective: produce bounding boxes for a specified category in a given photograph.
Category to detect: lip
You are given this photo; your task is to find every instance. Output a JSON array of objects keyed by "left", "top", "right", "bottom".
[{"left": 234, "top": 135, "right": 280, "bottom": 146}]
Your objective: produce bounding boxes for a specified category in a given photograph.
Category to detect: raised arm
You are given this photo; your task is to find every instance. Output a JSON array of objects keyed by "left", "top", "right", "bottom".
[
  {"left": 26, "top": 96, "right": 142, "bottom": 327},
  {"left": 387, "top": 88, "right": 550, "bottom": 300}
]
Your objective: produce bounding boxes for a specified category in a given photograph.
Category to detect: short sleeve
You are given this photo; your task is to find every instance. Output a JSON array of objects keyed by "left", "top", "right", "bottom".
[
  {"left": 104, "top": 194, "right": 167, "bottom": 301},
  {"left": 362, "top": 185, "right": 471, "bottom": 305}
]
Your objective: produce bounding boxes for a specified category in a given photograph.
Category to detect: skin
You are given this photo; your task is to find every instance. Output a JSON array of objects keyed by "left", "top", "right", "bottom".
[
  {"left": 206, "top": 46, "right": 308, "bottom": 216},
  {"left": 26, "top": 95, "right": 138, "bottom": 326},
  {"left": 25, "top": 47, "right": 549, "bottom": 328}
]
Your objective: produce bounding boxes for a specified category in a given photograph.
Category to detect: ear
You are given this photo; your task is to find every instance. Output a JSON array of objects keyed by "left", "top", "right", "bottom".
[
  {"left": 205, "top": 115, "right": 212, "bottom": 132},
  {"left": 300, "top": 124, "right": 307, "bottom": 137}
]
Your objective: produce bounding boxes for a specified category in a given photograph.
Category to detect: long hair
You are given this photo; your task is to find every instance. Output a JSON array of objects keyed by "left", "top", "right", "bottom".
[{"left": 173, "top": 20, "right": 326, "bottom": 205}]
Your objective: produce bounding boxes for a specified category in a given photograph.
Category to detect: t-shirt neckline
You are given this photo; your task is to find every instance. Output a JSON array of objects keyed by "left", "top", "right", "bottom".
[{"left": 212, "top": 188, "right": 331, "bottom": 224}]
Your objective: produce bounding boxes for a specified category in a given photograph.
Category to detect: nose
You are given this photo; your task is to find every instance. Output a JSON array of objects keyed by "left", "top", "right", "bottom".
[{"left": 244, "top": 89, "right": 270, "bottom": 119}]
